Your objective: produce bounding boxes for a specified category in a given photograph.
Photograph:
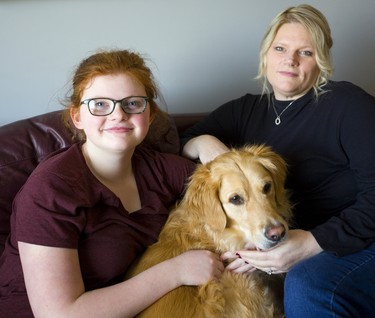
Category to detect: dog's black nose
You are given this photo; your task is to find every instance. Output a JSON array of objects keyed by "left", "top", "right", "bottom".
[{"left": 265, "top": 223, "right": 286, "bottom": 242}]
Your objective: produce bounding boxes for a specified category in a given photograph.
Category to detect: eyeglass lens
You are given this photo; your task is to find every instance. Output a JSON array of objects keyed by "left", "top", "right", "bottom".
[{"left": 88, "top": 97, "right": 147, "bottom": 115}]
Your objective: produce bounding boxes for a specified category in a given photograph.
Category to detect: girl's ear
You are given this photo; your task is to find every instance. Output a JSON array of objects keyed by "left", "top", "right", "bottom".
[{"left": 70, "top": 107, "right": 82, "bottom": 129}]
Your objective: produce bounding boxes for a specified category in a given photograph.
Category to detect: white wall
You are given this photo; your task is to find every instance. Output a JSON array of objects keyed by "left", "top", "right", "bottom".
[{"left": 1, "top": 0, "right": 374, "bottom": 126}]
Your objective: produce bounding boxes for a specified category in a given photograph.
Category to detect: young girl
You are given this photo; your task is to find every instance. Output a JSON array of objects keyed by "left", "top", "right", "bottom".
[{"left": 0, "top": 49, "right": 224, "bottom": 317}]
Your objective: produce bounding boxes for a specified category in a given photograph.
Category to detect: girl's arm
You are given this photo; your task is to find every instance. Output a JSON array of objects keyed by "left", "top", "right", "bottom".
[{"left": 19, "top": 242, "right": 223, "bottom": 318}]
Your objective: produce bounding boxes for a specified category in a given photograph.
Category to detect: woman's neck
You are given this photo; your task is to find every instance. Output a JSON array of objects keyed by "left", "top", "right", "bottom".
[{"left": 274, "top": 87, "right": 312, "bottom": 101}]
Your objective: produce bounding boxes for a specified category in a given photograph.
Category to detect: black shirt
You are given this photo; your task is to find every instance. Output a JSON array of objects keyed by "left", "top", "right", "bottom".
[{"left": 181, "top": 81, "right": 375, "bottom": 256}]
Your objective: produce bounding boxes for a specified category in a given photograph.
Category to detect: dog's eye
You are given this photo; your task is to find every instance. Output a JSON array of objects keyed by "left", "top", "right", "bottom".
[
  {"left": 229, "top": 195, "right": 244, "bottom": 205},
  {"left": 262, "top": 182, "right": 272, "bottom": 194}
]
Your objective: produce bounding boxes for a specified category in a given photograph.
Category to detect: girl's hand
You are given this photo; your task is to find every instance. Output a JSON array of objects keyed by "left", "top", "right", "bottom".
[{"left": 173, "top": 250, "right": 224, "bottom": 285}]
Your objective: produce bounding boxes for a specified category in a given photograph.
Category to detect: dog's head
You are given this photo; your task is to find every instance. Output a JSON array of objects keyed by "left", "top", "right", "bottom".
[{"left": 182, "top": 144, "right": 291, "bottom": 251}]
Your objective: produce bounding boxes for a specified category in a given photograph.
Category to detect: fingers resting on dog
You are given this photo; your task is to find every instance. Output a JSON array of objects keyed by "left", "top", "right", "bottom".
[
  {"left": 222, "top": 246, "right": 287, "bottom": 275},
  {"left": 222, "top": 230, "right": 323, "bottom": 275},
  {"left": 221, "top": 251, "right": 257, "bottom": 274},
  {"left": 173, "top": 250, "right": 224, "bottom": 286}
]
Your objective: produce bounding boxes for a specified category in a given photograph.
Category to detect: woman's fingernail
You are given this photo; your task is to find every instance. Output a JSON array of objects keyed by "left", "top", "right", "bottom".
[{"left": 236, "top": 252, "right": 241, "bottom": 258}]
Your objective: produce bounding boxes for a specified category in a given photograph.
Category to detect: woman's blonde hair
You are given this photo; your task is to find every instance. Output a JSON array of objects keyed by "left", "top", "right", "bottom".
[
  {"left": 63, "top": 49, "right": 167, "bottom": 141},
  {"left": 257, "top": 4, "right": 333, "bottom": 98}
]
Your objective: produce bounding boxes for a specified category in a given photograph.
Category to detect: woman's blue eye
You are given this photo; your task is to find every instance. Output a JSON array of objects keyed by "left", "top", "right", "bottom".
[{"left": 300, "top": 50, "right": 313, "bottom": 57}]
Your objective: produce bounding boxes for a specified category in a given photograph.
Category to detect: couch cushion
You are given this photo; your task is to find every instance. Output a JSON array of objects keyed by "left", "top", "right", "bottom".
[{"left": 0, "top": 111, "right": 73, "bottom": 254}]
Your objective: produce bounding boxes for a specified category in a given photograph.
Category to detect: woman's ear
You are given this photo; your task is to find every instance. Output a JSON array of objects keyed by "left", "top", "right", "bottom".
[{"left": 70, "top": 107, "right": 82, "bottom": 129}]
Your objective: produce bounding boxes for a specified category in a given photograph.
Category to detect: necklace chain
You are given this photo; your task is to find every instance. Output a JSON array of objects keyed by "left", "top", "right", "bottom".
[{"left": 272, "top": 99, "right": 295, "bottom": 125}]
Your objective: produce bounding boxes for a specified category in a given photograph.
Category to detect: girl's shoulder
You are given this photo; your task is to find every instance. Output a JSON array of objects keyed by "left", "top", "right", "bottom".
[{"left": 23, "top": 143, "right": 99, "bottom": 200}]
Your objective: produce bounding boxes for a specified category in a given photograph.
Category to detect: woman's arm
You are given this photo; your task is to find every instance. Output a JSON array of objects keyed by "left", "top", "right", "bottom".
[
  {"left": 182, "top": 135, "right": 230, "bottom": 164},
  {"left": 311, "top": 84, "right": 375, "bottom": 256},
  {"left": 180, "top": 97, "right": 249, "bottom": 163},
  {"left": 19, "top": 242, "right": 223, "bottom": 318}
]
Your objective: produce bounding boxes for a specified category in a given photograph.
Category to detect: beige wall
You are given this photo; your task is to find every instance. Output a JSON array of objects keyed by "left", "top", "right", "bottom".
[{"left": 1, "top": 0, "right": 374, "bottom": 125}]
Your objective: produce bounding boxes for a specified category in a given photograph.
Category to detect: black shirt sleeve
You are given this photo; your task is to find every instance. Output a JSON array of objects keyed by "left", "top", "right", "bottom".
[
  {"left": 180, "top": 94, "right": 262, "bottom": 151},
  {"left": 310, "top": 83, "right": 375, "bottom": 256}
]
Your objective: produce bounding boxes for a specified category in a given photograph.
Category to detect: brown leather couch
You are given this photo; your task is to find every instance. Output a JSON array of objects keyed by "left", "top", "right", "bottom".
[{"left": 0, "top": 110, "right": 206, "bottom": 256}]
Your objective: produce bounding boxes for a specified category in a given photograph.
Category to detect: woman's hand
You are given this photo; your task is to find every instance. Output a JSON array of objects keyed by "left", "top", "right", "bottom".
[
  {"left": 182, "top": 135, "right": 230, "bottom": 164},
  {"left": 172, "top": 250, "right": 224, "bottom": 286},
  {"left": 222, "top": 230, "right": 323, "bottom": 275},
  {"left": 221, "top": 251, "right": 257, "bottom": 274}
]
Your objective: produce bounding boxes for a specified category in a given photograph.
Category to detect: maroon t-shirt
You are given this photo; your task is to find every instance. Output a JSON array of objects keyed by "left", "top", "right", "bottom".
[{"left": 0, "top": 143, "right": 195, "bottom": 317}]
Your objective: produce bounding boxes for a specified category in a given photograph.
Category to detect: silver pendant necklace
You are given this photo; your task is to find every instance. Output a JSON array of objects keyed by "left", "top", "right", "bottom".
[{"left": 272, "top": 98, "right": 295, "bottom": 125}]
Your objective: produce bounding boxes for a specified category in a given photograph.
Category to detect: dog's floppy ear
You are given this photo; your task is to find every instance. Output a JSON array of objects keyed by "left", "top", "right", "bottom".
[
  {"left": 244, "top": 145, "right": 291, "bottom": 218},
  {"left": 180, "top": 162, "right": 227, "bottom": 231}
]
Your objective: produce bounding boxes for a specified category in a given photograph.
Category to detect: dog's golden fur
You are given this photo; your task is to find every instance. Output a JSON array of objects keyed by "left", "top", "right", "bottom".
[{"left": 128, "top": 145, "right": 292, "bottom": 317}]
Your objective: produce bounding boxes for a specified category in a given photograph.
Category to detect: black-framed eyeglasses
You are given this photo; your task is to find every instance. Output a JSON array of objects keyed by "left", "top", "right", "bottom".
[{"left": 80, "top": 96, "right": 149, "bottom": 116}]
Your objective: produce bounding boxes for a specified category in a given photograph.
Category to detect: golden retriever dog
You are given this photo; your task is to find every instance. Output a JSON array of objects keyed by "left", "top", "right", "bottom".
[{"left": 128, "top": 145, "right": 292, "bottom": 317}]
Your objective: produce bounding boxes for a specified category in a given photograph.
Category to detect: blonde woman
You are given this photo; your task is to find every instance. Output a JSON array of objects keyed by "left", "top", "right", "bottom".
[{"left": 182, "top": 5, "right": 375, "bottom": 317}]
